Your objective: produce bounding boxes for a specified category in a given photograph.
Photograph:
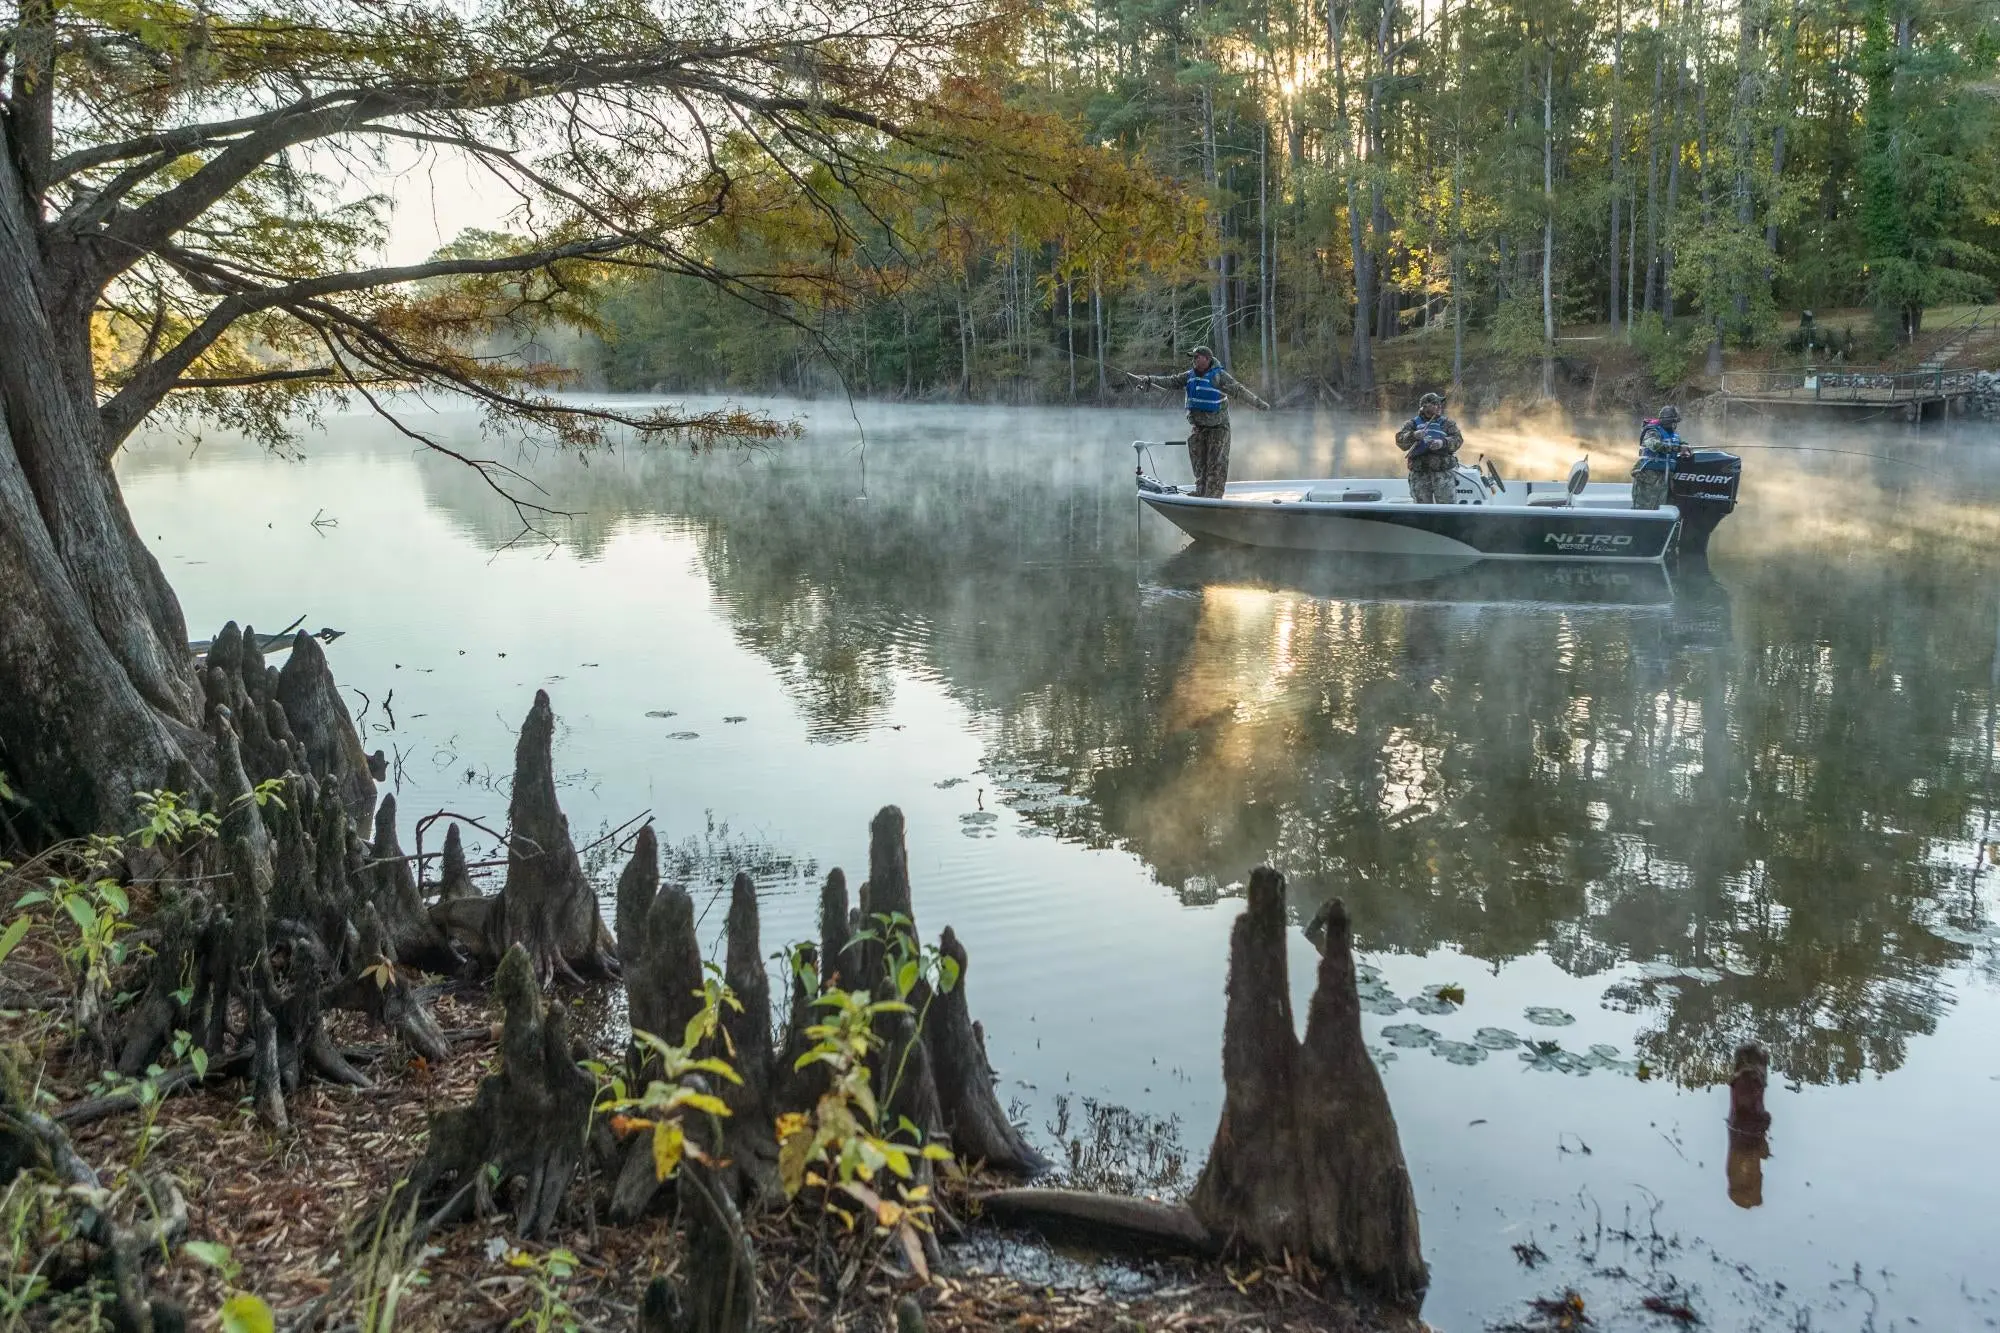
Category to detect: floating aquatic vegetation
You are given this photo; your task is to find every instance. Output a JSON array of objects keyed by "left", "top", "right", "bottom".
[
  {"left": 1409, "top": 984, "right": 1463, "bottom": 1016},
  {"left": 1368, "top": 1045, "right": 1397, "bottom": 1069},
  {"left": 959, "top": 811, "right": 999, "bottom": 825},
  {"left": 663, "top": 731, "right": 699, "bottom": 740},
  {"left": 723, "top": 715, "right": 747, "bottom": 724},
  {"left": 1380, "top": 1024, "right": 1441, "bottom": 1048},
  {"left": 1356, "top": 963, "right": 1385, "bottom": 984},
  {"left": 1524, "top": 1006, "right": 1576, "bottom": 1027},
  {"left": 1588, "top": 1043, "right": 1622, "bottom": 1060},
  {"left": 1359, "top": 992, "right": 1407, "bottom": 1017},
  {"left": 934, "top": 777, "right": 967, "bottom": 789},
  {"left": 1474, "top": 1027, "right": 1522, "bottom": 1050},
  {"left": 644, "top": 709, "right": 677, "bottom": 718},
  {"left": 1433, "top": 1040, "right": 1487, "bottom": 1066},
  {"left": 1519, "top": 1041, "right": 1590, "bottom": 1075},
  {"left": 1016, "top": 825, "right": 1054, "bottom": 839}
]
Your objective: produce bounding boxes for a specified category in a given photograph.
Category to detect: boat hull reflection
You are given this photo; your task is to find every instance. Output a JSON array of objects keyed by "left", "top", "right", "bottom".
[{"left": 1146, "top": 547, "right": 1678, "bottom": 609}]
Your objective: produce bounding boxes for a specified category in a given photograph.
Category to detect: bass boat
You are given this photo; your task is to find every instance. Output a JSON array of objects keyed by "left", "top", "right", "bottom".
[{"left": 1134, "top": 446, "right": 1742, "bottom": 561}]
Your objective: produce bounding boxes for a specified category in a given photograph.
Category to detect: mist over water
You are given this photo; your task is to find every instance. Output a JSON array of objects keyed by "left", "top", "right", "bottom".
[{"left": 121, "top": 398, "right": 2000, "bottom": 1330}]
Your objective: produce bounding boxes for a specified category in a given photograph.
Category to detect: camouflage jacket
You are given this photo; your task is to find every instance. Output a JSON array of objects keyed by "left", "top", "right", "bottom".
[{"left": 1395, "top": 414, "right": 1465, "bottom": 472}]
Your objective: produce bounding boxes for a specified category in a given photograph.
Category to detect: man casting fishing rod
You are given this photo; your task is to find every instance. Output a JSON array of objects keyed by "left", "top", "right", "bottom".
[{"left": 1129, "top": 345, "right": 1270, "bottom": 498}]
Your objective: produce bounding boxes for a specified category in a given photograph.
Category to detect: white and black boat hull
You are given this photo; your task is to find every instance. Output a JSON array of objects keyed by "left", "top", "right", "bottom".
[{"left": 1139, "top": 476, "right": 1686, "bottom": 562}]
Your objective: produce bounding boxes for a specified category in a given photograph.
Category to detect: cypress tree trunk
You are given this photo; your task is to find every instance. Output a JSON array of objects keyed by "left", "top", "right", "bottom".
[{"left": 0, "top": 135, "right": 209, "bottom": 835}]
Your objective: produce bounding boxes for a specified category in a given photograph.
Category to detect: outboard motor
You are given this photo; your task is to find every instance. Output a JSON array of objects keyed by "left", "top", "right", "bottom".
[{"left": 1664, "top": 449, "right": 1742, "bottom": 555}]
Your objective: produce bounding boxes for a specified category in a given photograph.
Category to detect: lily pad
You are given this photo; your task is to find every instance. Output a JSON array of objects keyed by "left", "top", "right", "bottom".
[
  {"left": 1016, "top": 825, "right": 1054, "bottom": 839},
  {"left": 1359, "top": 993, "right": 1406, "bottom": 1017},
  {"left": 663, "top": 731, "right": 699, "bottom": 741},
  {"left": 1407, "top": 993, "right": 1458, "bottom": 1016},
  {"left": 644, "top": 710, "right": 678, "bottom": 718},
  {"left": 1433, "top": 1040, "right": 1488, "bottom": 1066},
  {"left": 1355, "top": 963, "right": 1385, "bottom": 984},
  {"left": 723, "top": 715, "right": 747, "bottom": 724},
  {"left": 1519, "top": 1042, "right": 1589, "bottom": 1075},
  {"left": 1380, "top": 1024, "right": 1440, "bottom": 1049},
  {"left": 1588, "top": 1043, "right": 1622, "bottom": 1060},
  {"left": 934, "top": 778, "right": 967, "bottom": 789},
  {"left": 1473, "top": 1027, "right": 1522, "bottom": 1050},
  {"left": 1523, "top": 1006, "right": 1576, "bottom": 1027},
  {"left": 960, "top": 825, "right": 995, "bottom": 839},
  {"left": 1367, "top": 1045, "right": 1397, "bottom": 1069},
  {"left": 959, "top": 811, "right": 999, "bottom": 825}
]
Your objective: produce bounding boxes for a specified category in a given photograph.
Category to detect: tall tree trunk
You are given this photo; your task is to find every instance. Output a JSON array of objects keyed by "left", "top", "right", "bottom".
[
  {"left": 1643, "top": 6, "right": 1668, "bottom": 316},
  {"left": 1542, "top": 47, "right": 1556, "bottom": 400},
  {"left": 1662, "top": 38, "right": 1687, "bottom": 320},
  {"left": 1202, "top": 80, "right": 1231, "bottom": 363},
  {"left": 1332, "top": 5, "right": 1373, "bottom": 390},
  {"left": 0, "top": 140, "right": 208, "bottom": 834},
  {"left": 1610, "top": 0, "right": 1626, "bottom": 333}
]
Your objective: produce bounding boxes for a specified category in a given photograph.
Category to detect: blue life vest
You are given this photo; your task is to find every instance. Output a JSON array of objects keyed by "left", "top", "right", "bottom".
[
  {"left": 1636, "top": 423, "right": 1686, "bottom": 474},
  {"left": 1186, "top": 365, "right": 1227, "bottom": 413}
]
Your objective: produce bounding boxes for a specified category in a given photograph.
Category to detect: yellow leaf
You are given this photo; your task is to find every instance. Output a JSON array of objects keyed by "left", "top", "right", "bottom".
[
  {"left": 779, "top": 1127, "right": 814, "bottom": 1198},
  {"left": 675, "top": 1091, "right": 732, "bottom": 1118},
  {"left": 774, "top": 1112, "right": 809, "bottom": 1140},
  {"left": 220, "top": 1294, "right": 275, "bottom": 1333},
  {"left": 651, "top": 1122, "right": 684, "bottom": 1181}
]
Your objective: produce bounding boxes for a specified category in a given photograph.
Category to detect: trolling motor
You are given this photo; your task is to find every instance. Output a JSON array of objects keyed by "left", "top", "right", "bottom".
[
  {"left": 1638, "top": 448, "right": 1744, "bottom": 555},
  {"left": 1133, "top": 440, "right": 1187, "bottom": 493}
]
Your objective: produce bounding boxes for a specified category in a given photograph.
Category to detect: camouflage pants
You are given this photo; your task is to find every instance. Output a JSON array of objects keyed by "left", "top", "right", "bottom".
[
  {"left": 1407, "top": 465, "right": 1458, "bottom": 505},
  {"left": 1187, "top": 422, "right": 1232, "bottom": 497},
  {"left": 1630, "top": 466, "right": 1669, "bottom": 510}
]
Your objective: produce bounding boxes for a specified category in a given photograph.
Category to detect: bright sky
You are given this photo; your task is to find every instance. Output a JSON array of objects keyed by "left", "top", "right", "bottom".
[{"left": 369, "top": 140, "right": 518, "bottom": 265}]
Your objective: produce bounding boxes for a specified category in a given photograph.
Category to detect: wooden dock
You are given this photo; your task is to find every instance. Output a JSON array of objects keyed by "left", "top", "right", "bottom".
[{"left": 1719, "top": 366, "right": 1984, "bottom": 422}]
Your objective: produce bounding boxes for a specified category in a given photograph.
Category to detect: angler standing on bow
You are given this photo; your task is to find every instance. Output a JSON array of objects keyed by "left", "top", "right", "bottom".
[
  {"left": 1395, "top": 392, "right": 1465, "bottom": 504},
  {"left": 1632, "top": 403, "right": 1691, "bottom": 510},
  {"left": 1129, "top": 345, "right": 1270, "bottom": 498}
]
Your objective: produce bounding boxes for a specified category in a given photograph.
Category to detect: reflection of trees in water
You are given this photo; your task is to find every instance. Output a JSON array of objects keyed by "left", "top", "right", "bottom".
[{"left": 409, "top": 420, "right": 1999, "bottom": 1090}]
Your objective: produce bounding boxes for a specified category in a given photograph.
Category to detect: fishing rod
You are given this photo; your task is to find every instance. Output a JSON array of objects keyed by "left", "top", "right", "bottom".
[{"left": 1714, "top": 442, "right": 1947, "bottom": 476}]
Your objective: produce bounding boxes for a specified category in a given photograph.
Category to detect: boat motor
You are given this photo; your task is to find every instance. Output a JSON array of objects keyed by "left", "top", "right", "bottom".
[{"left": 1664, "top": 449, "right": 1742, "bottom": 555}]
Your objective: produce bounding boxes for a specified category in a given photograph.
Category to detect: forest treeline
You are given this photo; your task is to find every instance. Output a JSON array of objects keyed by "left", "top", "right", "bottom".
[{"left": 588, "top": 0, "right": 1999, "bottom": 405}]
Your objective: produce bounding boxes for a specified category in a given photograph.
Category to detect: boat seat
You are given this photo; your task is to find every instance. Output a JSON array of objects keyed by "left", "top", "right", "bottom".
[{"left": 1305, "top": 487, "right": 1384, "bottom": 503}]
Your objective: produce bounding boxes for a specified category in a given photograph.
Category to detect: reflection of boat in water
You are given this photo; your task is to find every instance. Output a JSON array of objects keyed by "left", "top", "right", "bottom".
[
  {"left": 1146, "top": 546, "right": 1679, "bottom": 609},
  {"left": 1135, "top": 449, "right": 1743, "bottom": 560}
]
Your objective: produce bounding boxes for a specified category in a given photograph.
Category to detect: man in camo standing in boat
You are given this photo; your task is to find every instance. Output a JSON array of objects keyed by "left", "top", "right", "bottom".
[
  {"left": 1395, "top": 392, "right": 1464, "bottom": 504},
  {"left": 1631, "top": 403, "right": 1690, "bottom": 510},
  {"left": 1129, "top": 345, "right": 1270, "bottom": 498}
]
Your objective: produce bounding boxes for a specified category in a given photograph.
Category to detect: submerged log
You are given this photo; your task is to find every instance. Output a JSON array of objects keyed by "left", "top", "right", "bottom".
[{"left": 398, "top": 945, "right": 595, "bottom": 1241}]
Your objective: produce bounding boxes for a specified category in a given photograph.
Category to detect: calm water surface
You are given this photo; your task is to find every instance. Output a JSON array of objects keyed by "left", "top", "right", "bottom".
[{"left": 123, "top": 400, "right": 2000, "bottom": 1331}]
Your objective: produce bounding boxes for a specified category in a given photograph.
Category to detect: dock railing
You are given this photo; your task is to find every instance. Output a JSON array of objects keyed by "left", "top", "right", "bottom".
[{"left": 1720, "top": 366, "right": 1981, "bottom": 402}]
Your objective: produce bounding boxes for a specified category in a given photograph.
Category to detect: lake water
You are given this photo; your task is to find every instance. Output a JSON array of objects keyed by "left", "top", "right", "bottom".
[{"left": 122, "top": 399, "right": 2000, "bottom": 1331}]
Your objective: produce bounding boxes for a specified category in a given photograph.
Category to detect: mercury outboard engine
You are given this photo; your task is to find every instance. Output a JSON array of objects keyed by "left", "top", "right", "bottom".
[{"left": 1663, "top": 449, "right": 1742, "bottom": 555}]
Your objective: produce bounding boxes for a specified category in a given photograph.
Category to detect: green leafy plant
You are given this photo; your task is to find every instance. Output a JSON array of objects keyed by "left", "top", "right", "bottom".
[
  {"left": 502, "top": 1247, "right": 581, "bottom": 1333},
  {"left": 774, "top": 919, "right": 962, "bottom": 1278},
  {"left": 183, "top": 1241, "right": 277, "bottom": 1333},
  {"left": 591, "top": 973, "right": 740, "bottom": 1184}
]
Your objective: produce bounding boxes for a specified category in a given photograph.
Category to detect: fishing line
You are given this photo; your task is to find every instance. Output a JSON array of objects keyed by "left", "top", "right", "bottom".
[{"left": 1720, "top": 443, "right": 1947, "bottom": 476}]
